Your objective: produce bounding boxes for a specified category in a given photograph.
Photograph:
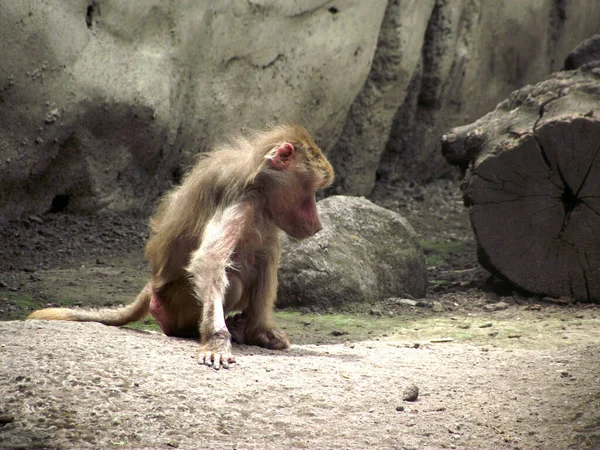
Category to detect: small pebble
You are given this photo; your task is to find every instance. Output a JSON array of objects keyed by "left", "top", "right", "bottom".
[
  {"left": 28, "top": 215, "right": 44, "bottom": 224},
  {"left": 331, "top": 330, "right": 347, "bottom": 336},
  {"left": 397, "top": 298, "right": 417, "bottom": 307},
  {"left": 0, "top": 415, "right": 15, "bottom": 424},
  {"left": 484, "top": 301, "right": 509, "bottom": 312},
  {"left": 430, "top": 337, "right": 454, "bottom": 343},
  {"left": 402, "top": 384, "right": 419, "bottom": 402}
]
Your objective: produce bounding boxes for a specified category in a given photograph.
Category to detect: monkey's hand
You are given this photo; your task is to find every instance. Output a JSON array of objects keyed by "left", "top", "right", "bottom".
[
  {"left": 200, "top": 331, "right": 235, "bottom": 370},
  {"left": 247, "top": 327, "right": 291, "bottom": 351}
]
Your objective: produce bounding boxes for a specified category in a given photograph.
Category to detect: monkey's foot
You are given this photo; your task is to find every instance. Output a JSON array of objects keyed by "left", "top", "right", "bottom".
[
  {"left": 225, "top": 312, "right": 246, "bottom": 345},
  {"left": 247, "top": 327, "right": 290, "bottom": 351},
  {"left": 200, "top": 331, "right": 235, "bottom": 370}
]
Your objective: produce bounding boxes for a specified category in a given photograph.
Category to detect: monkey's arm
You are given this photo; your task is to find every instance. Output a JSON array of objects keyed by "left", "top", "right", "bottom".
[{"left": 187, "top": 203, "right": 252, "bottom": 369}]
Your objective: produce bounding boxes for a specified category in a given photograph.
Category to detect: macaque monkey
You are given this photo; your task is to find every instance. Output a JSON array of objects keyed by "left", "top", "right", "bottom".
[{"left": 28, "top": 124, "right": 334, "bottom": 369}]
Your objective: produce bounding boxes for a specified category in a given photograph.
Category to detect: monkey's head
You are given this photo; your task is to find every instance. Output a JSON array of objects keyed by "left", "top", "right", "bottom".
[{"left": 259, "top": 125, "right": 334, "bottom": 240}]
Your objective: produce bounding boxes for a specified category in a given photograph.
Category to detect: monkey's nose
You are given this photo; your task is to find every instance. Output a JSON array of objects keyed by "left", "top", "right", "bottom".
[{"left": 313, "top": 223, "right": 323, "bottom": 235}]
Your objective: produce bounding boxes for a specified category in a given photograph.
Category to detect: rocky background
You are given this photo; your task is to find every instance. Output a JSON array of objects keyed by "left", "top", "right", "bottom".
[
  {"left": 1, "top": 0, "right": 599, "bottom": 221},
  {"left": 2, "top": 4, "right": 600, "bottom": 447}
]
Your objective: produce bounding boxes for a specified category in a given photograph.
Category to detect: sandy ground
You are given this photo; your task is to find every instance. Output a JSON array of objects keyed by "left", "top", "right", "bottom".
[{"left": 1, "top": 180, "right": 600, "bottom": 449}]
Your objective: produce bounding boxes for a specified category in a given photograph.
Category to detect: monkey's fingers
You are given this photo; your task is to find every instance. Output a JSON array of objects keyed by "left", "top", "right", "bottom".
[
  {"left": 199, "top": 351, "right": 236, "bottom": 370},
  {"left": 200, "top": 351, "right": 213, "bottom": 367},
  {"left": 220, "top": 353, "right": 236, "bottom": 370}
]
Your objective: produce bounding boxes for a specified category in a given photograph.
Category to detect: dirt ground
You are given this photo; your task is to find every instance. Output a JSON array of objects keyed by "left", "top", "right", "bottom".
[{"left": 1, "top": 180, "right": 600, "bottom": 449}]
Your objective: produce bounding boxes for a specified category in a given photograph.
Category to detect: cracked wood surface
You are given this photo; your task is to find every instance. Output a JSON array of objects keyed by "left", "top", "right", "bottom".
[{"left": 442, "top": 62, "right": 600, "bottom": 301}]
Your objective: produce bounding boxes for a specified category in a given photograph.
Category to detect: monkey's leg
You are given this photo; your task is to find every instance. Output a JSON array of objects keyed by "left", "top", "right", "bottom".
[
  {"left": 224, "top": 275, "right": 246, "bottom": 345},
  {"left": 150, "top": 281, "right": 200, "bottom": 338},
  {"left": 225, "top": 312, "right": 246, "bottom": 345},
  {"left": 244, "top": 251, "right": 290, "bottom": 351}
]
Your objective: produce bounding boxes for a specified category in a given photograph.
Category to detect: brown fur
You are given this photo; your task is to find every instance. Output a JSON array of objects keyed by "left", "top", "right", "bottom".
[{"left": 27, "top": 124, "right": 334, "bottom": 370}]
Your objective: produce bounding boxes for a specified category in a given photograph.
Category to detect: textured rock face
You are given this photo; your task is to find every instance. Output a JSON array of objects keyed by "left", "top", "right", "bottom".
[
  {"left": 0, "top": 0, "right": 386, "bottom": 220},
  {"left": 1, "top": 1, "right": 599, "bottom": 221},
  {"left": 278, "top": 196, "right": 427, "bottom": 309},
  {"left": 327, "top": 0, "right": 436, "bottom": 196},
  {"left": 331, "top": 0, "right": 600, "bottom": 194}
]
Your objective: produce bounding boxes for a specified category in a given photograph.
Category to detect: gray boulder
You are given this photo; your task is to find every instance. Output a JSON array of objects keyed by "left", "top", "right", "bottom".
[{"left": 278, "top": 196, "right": 426, "bottom": 310}]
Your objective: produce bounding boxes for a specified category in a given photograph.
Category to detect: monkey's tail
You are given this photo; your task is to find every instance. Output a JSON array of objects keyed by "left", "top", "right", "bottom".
[{"left": 27, "top": 282, "right": 152, "bottom": 327}]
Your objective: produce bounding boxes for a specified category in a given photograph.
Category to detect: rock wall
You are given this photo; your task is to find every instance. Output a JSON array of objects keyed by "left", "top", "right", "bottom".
[
  {"left": 1, "top": 0, "right": 599, "bottom": 220},
  {"left": 0, "top": 0, "right": 386, "bottom": 219},
  {"left": 332, "top": 0, "right": 600, "bottom": 194}
]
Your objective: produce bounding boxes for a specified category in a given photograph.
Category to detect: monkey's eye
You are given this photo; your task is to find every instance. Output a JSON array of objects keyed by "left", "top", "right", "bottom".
[{"left": 301, "top": 179, "right": 319, "bottom": 193}]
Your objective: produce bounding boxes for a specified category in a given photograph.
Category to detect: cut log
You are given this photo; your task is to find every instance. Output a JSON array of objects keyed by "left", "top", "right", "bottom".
[
  {"left": 442, "top": 62, "right": 600, "bottom": 301},
  {"left": 564, "top": 35, "right": 600, "bottom": 70}
]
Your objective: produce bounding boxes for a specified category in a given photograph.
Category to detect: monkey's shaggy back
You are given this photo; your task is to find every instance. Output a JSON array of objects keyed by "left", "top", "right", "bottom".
[{"left": 144, "top": 125, "right": 309, "bottom": 278}]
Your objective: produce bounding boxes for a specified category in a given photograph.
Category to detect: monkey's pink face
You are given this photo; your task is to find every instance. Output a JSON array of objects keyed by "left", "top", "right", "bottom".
[
  {"left": 269, "top": 184, "right": 323, "bottom": 240},
  {"left": 263, "top": 140, "right": 330, "bottom": 240}
]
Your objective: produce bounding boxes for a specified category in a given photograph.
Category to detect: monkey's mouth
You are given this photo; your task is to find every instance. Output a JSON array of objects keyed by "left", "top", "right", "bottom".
[{"left": 288, "top": 225, "right": 320, "bottom": 241}]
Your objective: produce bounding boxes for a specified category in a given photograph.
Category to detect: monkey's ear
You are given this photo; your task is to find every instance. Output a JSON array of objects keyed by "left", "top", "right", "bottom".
[{"left": 266, "top": 143, "right": 295, "bottom": 170}]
